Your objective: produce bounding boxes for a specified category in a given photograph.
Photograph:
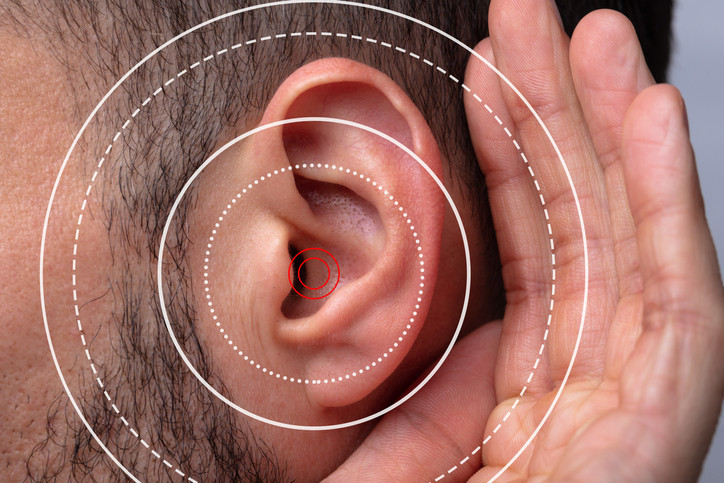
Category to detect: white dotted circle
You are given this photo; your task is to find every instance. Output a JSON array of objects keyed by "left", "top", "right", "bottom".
[
  {"left": 158, "top": 116, "right": 471, "bottom": 432},
  {"left": 203, "top": 163, "right": 425, "bottom": 385}
]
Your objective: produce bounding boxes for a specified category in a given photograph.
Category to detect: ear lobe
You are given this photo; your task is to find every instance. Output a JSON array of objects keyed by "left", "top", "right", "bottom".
[{"left": 245, "top": 58, "right": 446, "bottom": 409}]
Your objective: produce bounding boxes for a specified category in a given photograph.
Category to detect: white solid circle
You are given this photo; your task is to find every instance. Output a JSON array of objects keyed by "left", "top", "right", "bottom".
[
  {"left": 157, "top": 116, "right": 472, "bottom": 431},
  {"left": 37, "top": 0, "right": 590, "bottom": 478}
]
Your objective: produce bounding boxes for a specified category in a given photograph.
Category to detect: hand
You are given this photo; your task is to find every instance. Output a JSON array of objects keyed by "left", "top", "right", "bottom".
[
  {"left": 465, "top": 0, "right": 724, "bottom": 480},
  {"left": 327, "top": 0, "right": 724, "bottom": 481}
]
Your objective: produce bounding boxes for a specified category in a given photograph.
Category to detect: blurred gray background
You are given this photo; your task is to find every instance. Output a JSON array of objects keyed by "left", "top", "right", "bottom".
[{"left": 669, "top": 1, "right": 724, "bottom": 481}]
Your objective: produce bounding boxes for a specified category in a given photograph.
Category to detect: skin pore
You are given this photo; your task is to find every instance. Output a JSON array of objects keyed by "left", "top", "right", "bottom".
[{"left": 7, "top": 2, "right": 723, "bottom": 483}]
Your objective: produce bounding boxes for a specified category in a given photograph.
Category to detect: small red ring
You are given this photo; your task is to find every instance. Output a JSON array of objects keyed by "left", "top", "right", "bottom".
[{"left": 287, "top": 248, "right": 340, "bottom": 300}]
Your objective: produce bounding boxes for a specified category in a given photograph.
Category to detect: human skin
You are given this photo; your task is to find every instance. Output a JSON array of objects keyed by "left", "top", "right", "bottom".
[
  {"left": 0, "top": 28, "right": 84, "bottom": 479},
  {"left": 1, "top": 0, "right": 723, "bottom": 482},
  {"left": 327, "top": 0, "right": 724, "bottom": 481},
  {"left": 0, "top": 6, "right": 489, "bottom": 482}
]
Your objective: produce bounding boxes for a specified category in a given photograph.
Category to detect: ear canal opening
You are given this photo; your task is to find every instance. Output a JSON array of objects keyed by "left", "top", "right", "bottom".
[
  {"left": 282, "top": 243, "right": 326, "bottom": 319},
  {"left": 281, "top": 173, "right": 386, "bottom": 320},
  {"left": 288, "top": 244, "right": 306, "bottom": 293}
]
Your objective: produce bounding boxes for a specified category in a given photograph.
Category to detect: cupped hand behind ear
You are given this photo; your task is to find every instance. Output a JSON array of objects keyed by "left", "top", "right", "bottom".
[{"left": 328, "top": 0, "right": 724, "bottom": 481}]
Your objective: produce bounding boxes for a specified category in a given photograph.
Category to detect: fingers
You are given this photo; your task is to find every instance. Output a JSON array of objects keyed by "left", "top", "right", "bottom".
[
  {"left": 622, "top": 84, "right": 724, "bottom": 365},
  {"left": 324, "top": 322, "right": 501, "bottom": 482},
  {"left": 570, "top": 10, "right": 655, "bottom": 159},
  {"left": 464, "top": 39, "right": 555, "bottom": 399},
  {"left": 569, "top": 10, "right": 656, "bottom": 377},
  {"left": 620, "top": 83, "right": 724, "bottom": 475},
  {"left": 569, "top": 10, "right": 654, "bottom": 297},
  {"left": 622, "top": 84, "right": 722, "bottom": 334},
  {"left": 485, "top": 0, "right": 619, "bottom": 387}
]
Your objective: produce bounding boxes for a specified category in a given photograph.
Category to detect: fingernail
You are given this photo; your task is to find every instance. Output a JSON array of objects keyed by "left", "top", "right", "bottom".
[{"left": 549, "top": 0, "right": 564, "bottom": 29}]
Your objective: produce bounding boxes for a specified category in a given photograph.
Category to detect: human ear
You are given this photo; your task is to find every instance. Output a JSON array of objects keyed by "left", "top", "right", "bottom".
[{"left": 192, "top": 57, "right": 446, "bottom": 413}]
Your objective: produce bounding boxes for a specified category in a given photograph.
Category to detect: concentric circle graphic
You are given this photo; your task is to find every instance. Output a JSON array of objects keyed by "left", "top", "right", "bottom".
[
  {"left": 288, "top": 248, "right": 339, "bottom": 298},
  {"left": 157, "top": 117, "right": 471, "bottom": 430},
  {"left": 38, "top": 1, "right": 590, "bottom": 481},
  {"left": 201, "top": 161, "right": 429, "bottom": 385}
]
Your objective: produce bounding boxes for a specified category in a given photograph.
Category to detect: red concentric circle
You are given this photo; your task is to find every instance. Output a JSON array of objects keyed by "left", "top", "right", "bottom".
[{"left": 287, "top": 247, "right": 340, "bottom": 300}]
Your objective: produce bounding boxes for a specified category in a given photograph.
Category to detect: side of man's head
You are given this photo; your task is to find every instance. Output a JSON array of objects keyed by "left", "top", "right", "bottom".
[{"left": 0, "top": 1, "right": 672, "bottom": 481}]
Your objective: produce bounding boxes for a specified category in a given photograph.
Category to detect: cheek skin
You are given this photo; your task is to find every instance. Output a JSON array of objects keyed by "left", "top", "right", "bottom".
[{"left": 0, "top": 31, "right": 85, "bottom": 480}]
